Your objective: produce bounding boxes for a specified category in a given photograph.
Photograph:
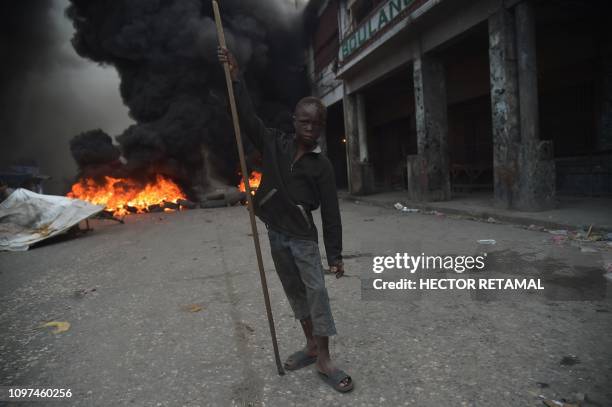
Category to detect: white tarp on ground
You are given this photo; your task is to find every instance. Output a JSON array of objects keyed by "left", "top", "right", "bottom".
[{"left": 0, "top": 188, "right": 104, "bottom": 252}]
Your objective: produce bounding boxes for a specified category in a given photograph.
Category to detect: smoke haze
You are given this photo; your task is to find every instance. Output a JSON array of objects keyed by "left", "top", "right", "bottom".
[{"left": 0, "top": 0, "right": 133, "bottom": 194}]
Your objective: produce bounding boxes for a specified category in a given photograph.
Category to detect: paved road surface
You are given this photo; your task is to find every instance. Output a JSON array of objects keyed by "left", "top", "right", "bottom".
[{"left": 1, "top": 202, "right": 611, "bottom": 406}]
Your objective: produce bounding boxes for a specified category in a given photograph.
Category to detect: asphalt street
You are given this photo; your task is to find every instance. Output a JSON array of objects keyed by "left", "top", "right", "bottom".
[{"left": 1, "top": 201, "right": 611, "bottom": 406}]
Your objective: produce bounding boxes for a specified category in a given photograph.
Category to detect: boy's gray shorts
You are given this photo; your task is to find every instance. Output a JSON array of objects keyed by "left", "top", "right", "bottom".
[{"left": 267, "top": 227, "right": 337, "bottom": 337}]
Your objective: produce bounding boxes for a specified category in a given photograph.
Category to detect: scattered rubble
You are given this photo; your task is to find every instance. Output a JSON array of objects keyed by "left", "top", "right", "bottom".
[
  {"left": 177, "top": 198, "right": 197, "bottom": 209},
  {"left": 536, "top": 390, "right": 585, "bottom": 407},
  {"left": 393, "top": 202, "right": 419, "bottom": 213},
  {"left": 541, "top": 399, "right": 579, "bottom": 407},
  {"left": 201, "top": 188, "right": 245, "bottom": 208}
]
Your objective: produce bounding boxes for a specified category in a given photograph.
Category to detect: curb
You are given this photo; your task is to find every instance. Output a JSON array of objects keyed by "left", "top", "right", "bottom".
[{"left": 339, "top": 193, "right": 612, "bottom": 234}]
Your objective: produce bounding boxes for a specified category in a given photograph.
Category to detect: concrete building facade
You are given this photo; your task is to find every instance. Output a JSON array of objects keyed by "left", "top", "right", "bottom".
[{"left": 308, "top": 0, "right": 612, "bottom": 211}]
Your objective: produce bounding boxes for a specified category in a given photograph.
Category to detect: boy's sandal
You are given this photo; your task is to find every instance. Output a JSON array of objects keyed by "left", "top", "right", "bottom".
[
  {"left": 317, "top": 369, "right": 354, "bottom": 393},
  {"left": 284, "top": 350, "right": 317, "bottom": 371}
]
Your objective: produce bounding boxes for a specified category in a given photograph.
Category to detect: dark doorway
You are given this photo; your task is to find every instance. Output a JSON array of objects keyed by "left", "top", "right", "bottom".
[
  {"left": 325, "top": 101, "right": 348, "bottom": 188},
  {"left": 535, "top": 1, "right": 612, "bottom": 196},
  {"left": 363, "top": 66, "right": 416, "bottom": 191},
  {"left": 437, "top": 22, "right": 493, "bottom": 193}
]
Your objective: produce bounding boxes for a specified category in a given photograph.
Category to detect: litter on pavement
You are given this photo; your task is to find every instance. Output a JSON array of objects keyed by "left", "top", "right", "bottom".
[
  {"left": 0, "top": 188, "right": 104, "bottom": 251},
  {"left": 393, "top": 202, "right": 420, "bottom": 213},
  {"left": 548, "top": 230, "right": 569, "bottom": 236}
]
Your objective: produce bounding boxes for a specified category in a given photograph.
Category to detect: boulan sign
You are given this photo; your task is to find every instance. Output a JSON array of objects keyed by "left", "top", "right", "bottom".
[{"left": 339, "top": 0, "right": 418, "bottom": 62}]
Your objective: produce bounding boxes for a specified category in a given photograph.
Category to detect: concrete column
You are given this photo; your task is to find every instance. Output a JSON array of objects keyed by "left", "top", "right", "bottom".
[
  {"left": 515, "top": 0, "right": 555, "bottom": 210},
  {"left": 488, "top": 7, "right": 520, "bottom": 209},
  {"left": 356, "top": 94, "right": 369, "bottom": 162},
  {"left": 342, "top": 88, "right": 374, "bottom": 195},
  {"left": 408, "top": 55, "right": 451, "bottom": 201}
]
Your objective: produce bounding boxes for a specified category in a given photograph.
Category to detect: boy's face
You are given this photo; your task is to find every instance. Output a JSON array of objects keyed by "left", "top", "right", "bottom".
[{"left": 293, "top": 103, "right": 325, "bottom": 148}]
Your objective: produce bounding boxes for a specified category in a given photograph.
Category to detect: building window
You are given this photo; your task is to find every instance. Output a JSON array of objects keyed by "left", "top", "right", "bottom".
[{"left": 313, "top": 0, "right": 340, "bottom": 74}]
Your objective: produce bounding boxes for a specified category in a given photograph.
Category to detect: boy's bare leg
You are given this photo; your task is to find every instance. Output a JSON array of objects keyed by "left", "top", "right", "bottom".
[
  {"left": 284, "top": 318, "right": 318, "bottom": 369},
  {"left": 300, "top": 318, "right": 318, "bottom": 356}
]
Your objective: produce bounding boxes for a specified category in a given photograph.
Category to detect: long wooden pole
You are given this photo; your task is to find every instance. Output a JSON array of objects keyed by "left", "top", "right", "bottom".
[{"left": 211, "top": 0, "right": 285, "bottom": 376}]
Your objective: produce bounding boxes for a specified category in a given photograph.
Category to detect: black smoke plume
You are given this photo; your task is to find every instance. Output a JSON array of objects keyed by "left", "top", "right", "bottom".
[
  {"left": 66, "top": 0, "right": 319, "bottom": 198},
  {"left": 70, "top": 129, "right": 124, "bottom": 180}
]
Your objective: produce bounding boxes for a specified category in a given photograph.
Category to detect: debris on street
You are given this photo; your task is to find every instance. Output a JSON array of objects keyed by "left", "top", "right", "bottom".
[
  {"left": 40, "top": 321, "right": 71, "bottom": 334},
  {"left": 552, "top": 235, "right": 568, "bottom": 245},
  {"left": 540, "top": 399, "right": 579, "bottom": 407},
  {"left": 182, "top": 304, "right": 204, "bottom": 313},
  {"left": 548, "top": 230, "right": 569, "bottom": 236},
  {"left": 393, "top": 203, "right": 420, "bottom": 213},
  {"left": 0, "top": 188, "right": 104, "bottom": 251}
]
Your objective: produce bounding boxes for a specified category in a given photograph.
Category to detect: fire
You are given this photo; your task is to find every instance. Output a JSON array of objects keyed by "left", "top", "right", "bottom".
[
  {"left": 67, "top": 174, "right": 186, "bottom": 216},
  {"left": 238, "top": 171, "right": 262, "bottom": 195}
]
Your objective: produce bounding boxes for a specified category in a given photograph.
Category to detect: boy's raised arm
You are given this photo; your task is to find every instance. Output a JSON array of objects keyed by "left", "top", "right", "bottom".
[{"left": 217, "top": 46, "right": 272, "bottom": 151}]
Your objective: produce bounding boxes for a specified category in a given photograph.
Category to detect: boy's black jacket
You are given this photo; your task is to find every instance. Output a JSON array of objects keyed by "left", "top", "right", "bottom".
[{"left": 233, "top": 79, "right": 342, "bottom": 267}]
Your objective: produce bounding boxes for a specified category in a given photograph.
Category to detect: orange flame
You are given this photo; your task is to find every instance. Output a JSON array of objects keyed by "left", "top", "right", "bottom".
[
  {"left": 238, "top": 171, "right": 262, "bottom": 195},
  {"left": 67, "top": 175, "right": 186, "bottom": 216}
]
